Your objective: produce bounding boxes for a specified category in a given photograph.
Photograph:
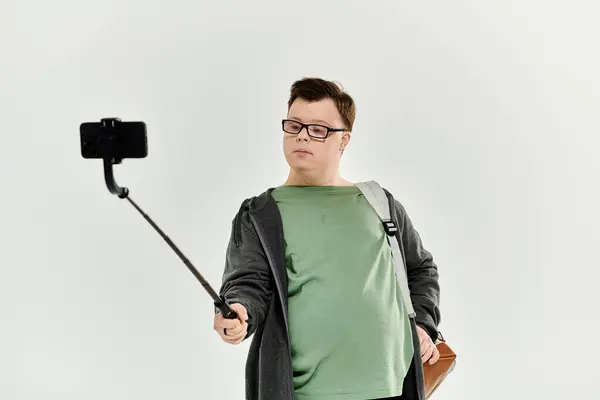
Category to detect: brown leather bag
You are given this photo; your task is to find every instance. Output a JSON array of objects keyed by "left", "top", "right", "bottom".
[{"left": 422, "top": 332, "right": 456, "bottom": 398}]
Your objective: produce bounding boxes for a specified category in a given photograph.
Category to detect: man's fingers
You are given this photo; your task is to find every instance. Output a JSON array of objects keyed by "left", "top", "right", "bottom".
[
  {"left": 230, "top": 303, "right": 248, "bottom": 321},
  {"left": 429, "top": 345, "right": 440, "bottom": 364},
  {"left": 421, "top": 343, "right": 434, "bottom": 363},
  {"left": 223, "top": 322, "right": 246, "bottom": 337},
  {"left": 220, "top": 319, "right": 248, "bottom": 340},
  {"left": 213, "top": 303, "right": 249, "bottom": 345},
  {"left": 217, "top": 317, "right": 242, "bottom": 330},
  {"left": 228, "top": 327, "right": 247, "bottom": 341},
  {"left": 223, "top": 326, "right": 247, "bottom": 344},
  {"left": 420, "top": 339, "right": 431, "bottom": 357}
]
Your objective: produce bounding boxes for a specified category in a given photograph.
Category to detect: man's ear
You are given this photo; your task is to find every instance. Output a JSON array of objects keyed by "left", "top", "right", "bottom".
[{"left": 340, "top": 132, "right": 351, "bottom": 152}]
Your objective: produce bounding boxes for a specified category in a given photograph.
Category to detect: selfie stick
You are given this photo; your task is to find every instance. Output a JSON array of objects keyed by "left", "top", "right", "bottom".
[{"left": 100, "top": 120, "right": 237, "bottom": 320}]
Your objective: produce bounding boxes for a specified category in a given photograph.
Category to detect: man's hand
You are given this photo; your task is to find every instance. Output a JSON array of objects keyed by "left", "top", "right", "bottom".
[
  {"left": 213, "top": 303, "right": 249, "bottom": 345},
  {"left": 417, "top": 325, "right": 440, "bottom": 365}
]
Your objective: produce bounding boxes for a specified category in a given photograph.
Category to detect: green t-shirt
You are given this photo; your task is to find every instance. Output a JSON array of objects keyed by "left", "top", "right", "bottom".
[{"left": 271, "top": 184, "right": 414, "bottom": 400}]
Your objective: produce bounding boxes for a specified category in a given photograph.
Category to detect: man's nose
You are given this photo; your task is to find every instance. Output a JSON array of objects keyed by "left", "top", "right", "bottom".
[{"left": 296, "top": 126, "right": 311, "bottom": 141}]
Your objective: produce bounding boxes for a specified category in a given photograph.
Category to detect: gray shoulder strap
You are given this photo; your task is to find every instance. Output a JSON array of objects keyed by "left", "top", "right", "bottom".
[
  {"left": 355, "top": 180, "right": 392, "bottom": 222},
  {"left": 355, "top": 181, "right": 415, "bottom": 318}
]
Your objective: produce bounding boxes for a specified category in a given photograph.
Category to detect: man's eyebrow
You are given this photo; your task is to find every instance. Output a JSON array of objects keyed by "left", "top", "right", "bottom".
[{"left": 288, "top": 116, "right": 332, "bottom": 126}]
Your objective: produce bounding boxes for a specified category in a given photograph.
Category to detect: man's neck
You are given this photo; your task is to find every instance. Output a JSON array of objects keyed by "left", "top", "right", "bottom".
[{"left": 283, "top": 170, "right": 353, "bottom": 187}]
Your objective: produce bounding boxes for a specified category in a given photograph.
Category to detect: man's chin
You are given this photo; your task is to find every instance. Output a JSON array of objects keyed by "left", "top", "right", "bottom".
[
  {"left": 288, "top": 161, "right": 314, "bottom": 171},
  {"left": 286, "top": 156, "right": 311, "bottom": 167},
  {"left": 290, "top": 161, "right": 312, "bottom": 171}
]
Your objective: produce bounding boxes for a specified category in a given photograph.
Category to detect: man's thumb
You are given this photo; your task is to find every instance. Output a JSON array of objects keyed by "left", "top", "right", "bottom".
[{"left": 231, "top": 303, "right": 248, "bottom": 321}]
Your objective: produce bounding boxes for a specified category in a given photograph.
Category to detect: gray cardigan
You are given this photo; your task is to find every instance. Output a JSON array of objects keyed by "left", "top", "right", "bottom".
[{"left": 218, "top": 186, "right": 441, "bottom": 400}]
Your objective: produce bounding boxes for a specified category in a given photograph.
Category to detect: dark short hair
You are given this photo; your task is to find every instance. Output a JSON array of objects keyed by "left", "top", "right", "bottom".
[{"left": 287, "top": 77, "right": 356, "bottom": 131}]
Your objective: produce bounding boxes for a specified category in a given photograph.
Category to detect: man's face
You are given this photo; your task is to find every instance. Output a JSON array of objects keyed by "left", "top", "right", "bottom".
[{"left": 283, "top": 98, "right": 350, "bottom": 175}]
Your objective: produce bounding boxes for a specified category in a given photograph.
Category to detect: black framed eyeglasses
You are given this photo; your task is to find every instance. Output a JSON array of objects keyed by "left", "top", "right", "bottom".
[{"left": 282, "top": 119, "right": 346, "bottom": 139}]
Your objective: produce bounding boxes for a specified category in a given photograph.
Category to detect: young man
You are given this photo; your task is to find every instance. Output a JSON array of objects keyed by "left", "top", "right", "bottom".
[{"left": 213, "top": 78, "right": 441, "bottom": 400}]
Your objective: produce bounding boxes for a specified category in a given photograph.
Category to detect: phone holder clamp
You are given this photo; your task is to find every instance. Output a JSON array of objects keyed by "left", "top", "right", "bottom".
[{"left": 101, "top": 118, "right": 129, "bottom": 199}]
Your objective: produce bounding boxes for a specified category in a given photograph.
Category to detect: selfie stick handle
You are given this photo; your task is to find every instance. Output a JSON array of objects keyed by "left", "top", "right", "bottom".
[{"left": 102, "top": 157, "right": 238, "bottom": 320}]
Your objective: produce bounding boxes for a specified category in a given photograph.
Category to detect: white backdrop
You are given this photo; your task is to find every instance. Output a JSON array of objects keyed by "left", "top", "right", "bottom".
[{"left": 2, "top": 1, "right": 599, "bottom": 399}]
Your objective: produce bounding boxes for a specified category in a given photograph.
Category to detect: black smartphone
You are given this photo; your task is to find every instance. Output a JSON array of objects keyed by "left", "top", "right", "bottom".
[{"left": 80, "top": 119, "right": 148, "bottom": 159}]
